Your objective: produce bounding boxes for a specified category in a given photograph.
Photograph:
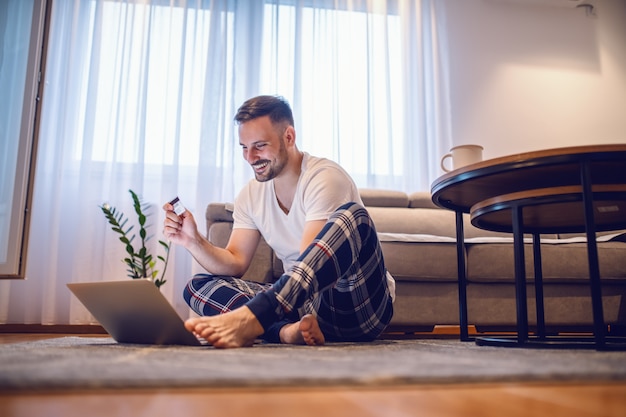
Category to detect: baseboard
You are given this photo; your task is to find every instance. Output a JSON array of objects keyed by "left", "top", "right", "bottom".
[{"left": 0, "top": 324, "right": 107, "bottom": 334}]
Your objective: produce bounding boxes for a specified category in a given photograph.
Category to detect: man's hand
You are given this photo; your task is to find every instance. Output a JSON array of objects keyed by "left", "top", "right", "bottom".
[{"left": 162, "top": 202, "right": 199, "bottom": 249}]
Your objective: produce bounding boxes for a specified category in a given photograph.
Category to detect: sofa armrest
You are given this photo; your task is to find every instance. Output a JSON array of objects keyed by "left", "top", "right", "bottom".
[
  {"left": 205, "top": 203, "right": 234, "bottom": 237},
  {"left": 359, "top": 188, "right": 409, "bottom": 207},
  {"left": 205, "top": 202, "right": 276, "bottom": 284}
]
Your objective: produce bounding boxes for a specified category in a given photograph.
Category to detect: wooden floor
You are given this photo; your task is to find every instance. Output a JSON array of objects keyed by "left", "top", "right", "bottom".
[{"left": 1, "top": 334, "right": 625, "bottom": 417}]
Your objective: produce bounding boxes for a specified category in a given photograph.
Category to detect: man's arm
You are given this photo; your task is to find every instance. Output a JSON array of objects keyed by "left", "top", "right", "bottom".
[
  {"left": 299, "top": 220, "right": 326, "bottom": 254},
  {"left": 163, "top": 203, "right": 261, "bottom": 277}
]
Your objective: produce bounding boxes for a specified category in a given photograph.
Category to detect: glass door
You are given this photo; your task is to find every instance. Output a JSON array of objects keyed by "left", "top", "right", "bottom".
[{"left": 0, "top": 0, "right": 48, "bottom": 278}]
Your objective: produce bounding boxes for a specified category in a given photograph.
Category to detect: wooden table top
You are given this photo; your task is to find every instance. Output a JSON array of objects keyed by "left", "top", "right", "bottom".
[{"left": 431, "top": 144, "right": 626, "bottom": 214}]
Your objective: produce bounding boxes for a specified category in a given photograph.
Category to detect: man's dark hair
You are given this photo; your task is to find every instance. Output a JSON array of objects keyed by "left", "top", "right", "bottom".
[{"left": 234, "top": 95, "right": 294, "bottom": 128}]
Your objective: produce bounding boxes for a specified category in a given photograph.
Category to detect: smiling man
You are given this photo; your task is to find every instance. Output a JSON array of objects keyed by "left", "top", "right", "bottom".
[{"left": 163, "top": 95, "right": 395, "bottom": 348}]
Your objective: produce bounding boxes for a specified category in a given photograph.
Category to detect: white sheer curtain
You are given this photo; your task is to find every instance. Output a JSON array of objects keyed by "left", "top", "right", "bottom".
[{"left": 0, "top": 0, "right": 451, "bottom": 325}]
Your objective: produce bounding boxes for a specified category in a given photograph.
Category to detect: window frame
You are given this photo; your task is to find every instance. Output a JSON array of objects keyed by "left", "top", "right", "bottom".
[{"left": 0, "top": 0, "right": 49, "bottom": 279}]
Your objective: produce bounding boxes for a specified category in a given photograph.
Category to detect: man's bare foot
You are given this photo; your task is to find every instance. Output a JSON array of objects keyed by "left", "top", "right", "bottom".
[
  {"left": 185, "top": 306, "right": 264, "bottom": 348},
  {"left": 279, "top": 314, "right": 325, "bottom": 346}
]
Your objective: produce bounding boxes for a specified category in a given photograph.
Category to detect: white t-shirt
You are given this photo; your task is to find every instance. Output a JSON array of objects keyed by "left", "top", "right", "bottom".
[{"left": 233, "top": 153, "right": 396, "bottom": 301}]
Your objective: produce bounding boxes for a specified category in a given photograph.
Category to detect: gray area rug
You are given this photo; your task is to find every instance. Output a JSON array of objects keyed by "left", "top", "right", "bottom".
[{"left": 1, "top": 337, "right": 625, "bottom": 390}]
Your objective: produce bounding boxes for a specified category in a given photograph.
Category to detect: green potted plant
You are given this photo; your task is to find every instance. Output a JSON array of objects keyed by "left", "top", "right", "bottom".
[{"left": 100, "top": 189, "right": 169, "bottom": 289}]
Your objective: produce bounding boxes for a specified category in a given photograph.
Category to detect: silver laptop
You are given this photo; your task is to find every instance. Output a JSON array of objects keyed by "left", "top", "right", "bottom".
[{"left": 67, "top": 279, "right": 205, "bottom": 346}]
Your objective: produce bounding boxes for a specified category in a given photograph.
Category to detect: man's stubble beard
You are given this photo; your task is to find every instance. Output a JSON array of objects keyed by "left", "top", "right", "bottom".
[{"left": 254, "top": 139, "right": 289, "bottom": 183}]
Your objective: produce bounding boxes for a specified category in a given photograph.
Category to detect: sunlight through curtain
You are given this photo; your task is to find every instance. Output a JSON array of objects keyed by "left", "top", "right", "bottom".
[{"left": 0, "top": 0, "right": 451, "bottom": 325}]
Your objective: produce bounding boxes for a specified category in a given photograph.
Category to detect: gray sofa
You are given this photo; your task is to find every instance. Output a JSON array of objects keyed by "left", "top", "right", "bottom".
[{"left": 205, "top": 189, "right": 626, "bottom": 334}]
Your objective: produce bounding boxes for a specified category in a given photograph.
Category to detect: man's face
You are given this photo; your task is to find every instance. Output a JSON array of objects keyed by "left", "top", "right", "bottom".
[{"left": 239, "top": 116, "right": 289, "bottom": 182}]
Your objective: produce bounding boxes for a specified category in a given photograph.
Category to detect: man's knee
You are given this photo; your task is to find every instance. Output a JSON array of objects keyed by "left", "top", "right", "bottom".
[
  {"left": 336, "top": 201, "right": 364, "bottom": 213},
  {"left": 183, "top": 274, "right": 214, "bottom": 301}
]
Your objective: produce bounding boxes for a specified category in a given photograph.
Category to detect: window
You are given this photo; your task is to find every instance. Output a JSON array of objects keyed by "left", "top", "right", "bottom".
[
  {"left": 0, "top": 0, "right": 47, "bottom": 278},
  {"left": 261, "top": 2, "right": 404, "bottom": 182},
  {"left": 71, "top": 0, "right": 405, "bottom": 186},
  {"left": 78, "top": 3, "right": 235, "bottom": 167}
]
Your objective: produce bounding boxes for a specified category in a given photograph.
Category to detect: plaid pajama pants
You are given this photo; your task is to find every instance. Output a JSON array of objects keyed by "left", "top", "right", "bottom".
[{"left": 183, "top": 202, "right": 394, "bottom": 343}]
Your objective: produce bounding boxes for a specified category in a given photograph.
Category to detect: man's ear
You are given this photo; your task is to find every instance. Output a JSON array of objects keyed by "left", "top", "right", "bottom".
[{"left": 283, "top": 125, "right": 296, "bottom": 146}]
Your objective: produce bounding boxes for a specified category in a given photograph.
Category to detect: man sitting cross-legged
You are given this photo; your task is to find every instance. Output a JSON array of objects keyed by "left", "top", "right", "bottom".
[{"left": 163, "top": 95, "right": 395, "bottom": 348}]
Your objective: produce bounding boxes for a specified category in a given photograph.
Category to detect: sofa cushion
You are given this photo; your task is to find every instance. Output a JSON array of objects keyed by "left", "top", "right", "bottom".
[
  {"left": 466, "top": 241, "right": 626, "bottom": 284},
  {"left": 380, "top": 241, "right": 458, "bottom": 283}
]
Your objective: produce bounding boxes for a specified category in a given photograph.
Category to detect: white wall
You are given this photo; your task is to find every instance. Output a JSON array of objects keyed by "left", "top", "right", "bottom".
[{"left": 443, "top": 0, "right": 626, "bottom": 160}]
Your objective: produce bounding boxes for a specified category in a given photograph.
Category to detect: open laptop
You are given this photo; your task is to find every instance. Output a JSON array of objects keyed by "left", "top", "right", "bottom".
[{"left": 67, "top": 279, "right": 206, "bottom": 346}]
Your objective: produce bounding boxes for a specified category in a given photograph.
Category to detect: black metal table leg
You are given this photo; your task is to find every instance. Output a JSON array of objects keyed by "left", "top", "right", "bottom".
[
  {"left": 580, "top": 161, "right": 606, "bottom": 348},
  {"left": 512, "top": 205, "right": 529, "bottom": 344},
  {"left": 455, "top": 211, "right": 471, "bottom": 341},
  {"left": 476, "top": 204, "right": 529, "bottom": 348},
  {"left": 533, "top": 233, "right": 546, "bottom": 339}
]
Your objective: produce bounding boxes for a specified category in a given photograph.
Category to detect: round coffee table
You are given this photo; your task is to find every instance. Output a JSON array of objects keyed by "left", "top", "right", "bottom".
[{"left": 431, "top": 144, "right": 626, "bottom": 350}]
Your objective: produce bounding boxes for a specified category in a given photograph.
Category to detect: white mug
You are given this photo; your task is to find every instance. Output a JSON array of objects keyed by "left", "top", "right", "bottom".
[{"left": 440, "top": 145, "right": 483, "bottom": 172}]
